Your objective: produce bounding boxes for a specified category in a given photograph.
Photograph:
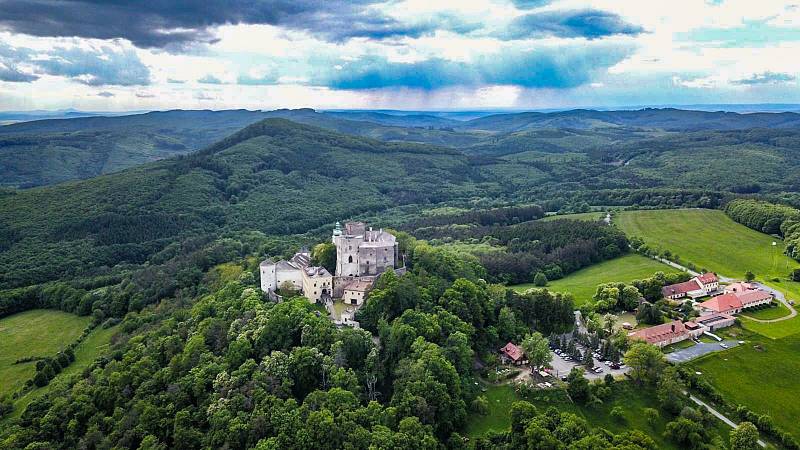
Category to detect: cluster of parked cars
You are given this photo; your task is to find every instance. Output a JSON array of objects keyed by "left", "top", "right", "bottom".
[{"left": 552, "top": 343, "right": 625, "bottom": 379}]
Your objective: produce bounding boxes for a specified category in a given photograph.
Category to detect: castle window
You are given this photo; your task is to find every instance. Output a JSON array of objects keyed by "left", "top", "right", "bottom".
[{"left": 348, "top": 255, "right": 353, "bottom": 263}]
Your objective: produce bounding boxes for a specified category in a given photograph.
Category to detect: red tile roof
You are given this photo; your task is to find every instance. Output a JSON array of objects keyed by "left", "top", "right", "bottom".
[
  {"left": 698, "top": 293, "right": 742, "bottom": 313},
  {"left": 629, "top": 320, "right": 687, "bottom": 345},
  {"left": 500, "top": 342, "right": 524, "bottom": 362},
  {"left": 662, "top": 279, "right": 701, "bottom": 297},
  {"left": 737, "top": 289, "right": 772, "bottom": 306},
  {"left": 696, "top": 272, "right": 718, "bottom": 284},
  {"left": 724, "top": 282, "right": 755, "bottom": 294}
]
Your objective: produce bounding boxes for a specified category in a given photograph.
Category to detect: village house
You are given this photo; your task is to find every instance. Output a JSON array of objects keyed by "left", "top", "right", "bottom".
[
  {"left": 662, "top": 272, "right": 719, "bottom": 300},
  {"left": 499, "top": 342, "right": 528, "bottom": 366},
  {"left": 628, "top": 320, "right": 704, "bottom": 347},
  {"left": 697, "top": 289, "right": 773, "bottom": 315}
]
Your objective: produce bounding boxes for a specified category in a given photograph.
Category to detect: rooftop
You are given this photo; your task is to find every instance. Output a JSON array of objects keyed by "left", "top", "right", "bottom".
[
  {"left": 662, "top": 279, "right": 701, "bottom": 297},
  {"left": 629, "top": 320, "right": 687, "bottom": 344},
  {"left": 698, "top": 293, "right": 742, "bottom": 313},
  {"left": 500, "top": 342, "right": 524, "bottom": 362},
  {"left": 696, "top": 272, "right": 718, "bottom": 284}
]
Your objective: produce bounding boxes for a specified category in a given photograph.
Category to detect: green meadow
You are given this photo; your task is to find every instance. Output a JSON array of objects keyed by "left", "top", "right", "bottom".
[
  {"left": 511, "top": 253, "right": 680, "bottom": 306},
  {"left": 689, "top": 331, "right": 800, "bottom": 439},
  {"left": 0, "top": 310, "right": 91, "bottom": 397}
]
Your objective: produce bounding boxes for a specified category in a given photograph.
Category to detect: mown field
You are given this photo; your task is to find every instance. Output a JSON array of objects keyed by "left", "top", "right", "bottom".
[
  {"left": 615, "top": 208, "right": 800, "bottom": 338},
  {"left": 464, "top": 382, "right": 729, "bottom": 448},
  {"left": 615, "top": 209, "right": 800, "bottom": 282},
  {"left": 689, "top": 331, "right": 800, "bottom": 439},
  {"left": 0, "top": 310, "right": 91, "bottom": 397},
  {"left": 5, "top": 324, "right": 121, "bottom": 421},
  {"left": 511, "top": 253, "right": 680, "bottom": 306}
]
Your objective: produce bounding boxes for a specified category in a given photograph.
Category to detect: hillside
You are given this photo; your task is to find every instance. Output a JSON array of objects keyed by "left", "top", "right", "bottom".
[
  {"left": 5, "top": 107, "right": 800, "bottom": 189},
  {"left": 0, "top": 118, "right": 479, "bottom": 289}
]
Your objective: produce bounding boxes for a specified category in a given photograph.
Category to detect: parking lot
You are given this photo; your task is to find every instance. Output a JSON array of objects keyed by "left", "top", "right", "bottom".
[
  {"left": 549, "top": 346, "right": 630, "bottom": 380},
  {"left": 666, "top": 340, "right": 740, "bottom": 363}
]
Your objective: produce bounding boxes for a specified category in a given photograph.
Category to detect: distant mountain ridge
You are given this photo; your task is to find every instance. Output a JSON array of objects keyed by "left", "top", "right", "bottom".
[{"left": 3, "top": 107, "right": 800, "bottom": 188}]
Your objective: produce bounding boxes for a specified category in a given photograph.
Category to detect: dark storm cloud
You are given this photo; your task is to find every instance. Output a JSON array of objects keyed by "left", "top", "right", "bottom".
[
  {"left": 504, "top": 9, "right": 644, "bottom": 40},
  {"left": 0, "top": 0, "right": 445, "bottom": 48}
]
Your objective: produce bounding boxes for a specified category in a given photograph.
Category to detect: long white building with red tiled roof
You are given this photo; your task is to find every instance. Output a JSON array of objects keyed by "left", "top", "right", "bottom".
[
  {"left": 662, "top": 273, "right": 719, "bottom": 300},
  {"left": 697, "top": 289, "right": 773, "bottom": 315}
]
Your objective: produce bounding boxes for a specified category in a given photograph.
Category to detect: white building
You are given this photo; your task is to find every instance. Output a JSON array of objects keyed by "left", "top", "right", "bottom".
[{"left": 260, "top": 249, "right": 333, "bottom": 303}]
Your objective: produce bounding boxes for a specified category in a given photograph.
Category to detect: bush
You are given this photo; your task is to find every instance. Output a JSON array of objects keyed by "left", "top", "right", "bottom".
[{"left": 610, "top": 406, "right": 626, "bottom": 423}]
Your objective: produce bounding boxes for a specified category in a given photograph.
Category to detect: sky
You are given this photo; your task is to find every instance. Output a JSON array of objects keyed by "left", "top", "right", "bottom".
[{"left": 0, "top": 0, "right": 799, "bottom": 111}]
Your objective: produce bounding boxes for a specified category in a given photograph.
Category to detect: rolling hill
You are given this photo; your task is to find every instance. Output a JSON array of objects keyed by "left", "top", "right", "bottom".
[{"left": 0, "top": 118, "right": 481, "bottom": 289}]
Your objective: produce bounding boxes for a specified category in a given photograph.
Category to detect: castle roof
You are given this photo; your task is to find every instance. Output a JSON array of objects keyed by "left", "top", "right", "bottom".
[
  {"left": 344, "top": 280, "right": 373, "bottom": 292},
  {"left": 305, "top": 266, "right": 332, "bottom": 278}
]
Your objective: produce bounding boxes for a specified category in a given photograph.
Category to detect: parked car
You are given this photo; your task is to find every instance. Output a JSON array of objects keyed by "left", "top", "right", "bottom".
[
  {"left": 719, "top": 343, "right": 728, "bottom": 349},
  {"left": 611, "top": 363, "right": 620, "bottom": 369},
  {"left": 594, "top": 367, "right": 603, "bottom": 374}
]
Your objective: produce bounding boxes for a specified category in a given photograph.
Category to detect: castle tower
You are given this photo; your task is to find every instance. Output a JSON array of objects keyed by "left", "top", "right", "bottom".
[{"left": 333, "top": 221, "right": 363, "bottom": 277}]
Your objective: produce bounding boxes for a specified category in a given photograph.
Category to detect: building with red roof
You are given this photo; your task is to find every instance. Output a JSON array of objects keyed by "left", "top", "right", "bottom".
[
  {"left": 662, "top": 273, "right": 719, "bottom": 300},
  {"left": 499, "top": 342, "right": 528, "bottom": 366},
  {"left": 628, "top": 320, "right": 703, "bottom": 347},
  {"left": 697, "top": 289, "right": 772, "bottom": 315}
]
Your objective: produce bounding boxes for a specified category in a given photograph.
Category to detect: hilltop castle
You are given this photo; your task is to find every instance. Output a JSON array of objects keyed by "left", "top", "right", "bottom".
[{"left": 259, "top": 221, "right": 398, "bottom": 306}]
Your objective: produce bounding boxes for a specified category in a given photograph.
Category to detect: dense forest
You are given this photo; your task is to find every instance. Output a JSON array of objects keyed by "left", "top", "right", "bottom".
[{"left": 725, "top": 199, "right": 800, "bottom": 262}]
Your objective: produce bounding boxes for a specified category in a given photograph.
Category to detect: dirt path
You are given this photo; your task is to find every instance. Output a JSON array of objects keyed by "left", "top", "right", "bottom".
[{"left": 686, "top": 392, "right": 767, "bottom": 448}]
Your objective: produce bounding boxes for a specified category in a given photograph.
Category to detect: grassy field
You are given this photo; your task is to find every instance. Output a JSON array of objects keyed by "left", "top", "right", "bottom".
[
  {"left": 689, "top": 331, "right": 800, "bottom": 439},
  {"left": 464, "top": 382, "right": 730, "bottom": 448},
  {"left": 510, "top": 253, "right": 680, "bottom": 306},
  {"left": 5, "top": 324, "right": 121, "bottom": 421},
  {"left": 740, "top": 302, "right": 791, "bottom": 320},
  {"left": 615, "top": 209, "right": 800, "bottom": 282},
  {"left": 542, "top": 211, "right": 607, "bottom": 222},
  {"left": 0, "top": 310, "right": 91, "bottom": 397},
  {"left": 615, "top": 208, "right": 800, "bottom": 338}
]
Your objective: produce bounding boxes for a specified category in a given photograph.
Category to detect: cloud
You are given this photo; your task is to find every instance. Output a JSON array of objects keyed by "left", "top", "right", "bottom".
[
  {"left": 96, "top": 91, "right": 114, "bottom": 97},
  {"left": 194, "top": 91, "right": 216, "bottom": 100},
  {"left": 732, "top": 71, "right": 796, "bottom": 85},
  {"left": 510, "top": 0, "right": 552, "bottom": 9},
  {"left": 503, "top": 9, "right": 644, "bottom": 40},
  {"left": 322, "top": 43, "right": 633, "bottom": 89},
  {"left": 167, "top": 78, "right": 186, "bottom": 84},
  {"left": 135, "top": 92, "right": 155, "bottom": 98},
  {"left": 0, "top": 0, "right": 438, "bottom": 48},
  {"left": 33, "top": 46, "right": 150, "bottom": 86},
  {"left": 0, "top": 63, "right": 38, "bottom": 82},
  {"left": 198, "top": 74, "right": 224, "bottom": 84}
]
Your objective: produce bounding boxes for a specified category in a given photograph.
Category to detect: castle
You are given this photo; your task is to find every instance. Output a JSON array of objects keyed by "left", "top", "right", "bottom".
[{"left": 259, "top": 221, "right": 397, "bottom": 306}]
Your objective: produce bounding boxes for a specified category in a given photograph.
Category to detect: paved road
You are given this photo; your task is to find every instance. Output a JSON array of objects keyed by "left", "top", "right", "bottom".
[
  {"left": 666, "top": 340, "right": 739, "bottom": 363},
  {"left": 686, "top": 392, "right": 767, "bottom": 448}
]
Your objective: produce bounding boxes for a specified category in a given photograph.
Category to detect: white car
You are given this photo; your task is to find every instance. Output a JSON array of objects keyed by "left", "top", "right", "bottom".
[{"left": 720, "top": 343, "right": 728, "bottom": 349}]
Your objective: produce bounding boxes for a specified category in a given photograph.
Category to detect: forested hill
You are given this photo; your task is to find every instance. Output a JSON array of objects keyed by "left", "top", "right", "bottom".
[
  {"left": 5, "top": 107, "right": 800, "bottom": 189},
  {"left": 0, "top": 118, "right": 479, "bottom": 290},
  {"left": 457, "top": 108, "right": 800, "bottom": 132}
]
